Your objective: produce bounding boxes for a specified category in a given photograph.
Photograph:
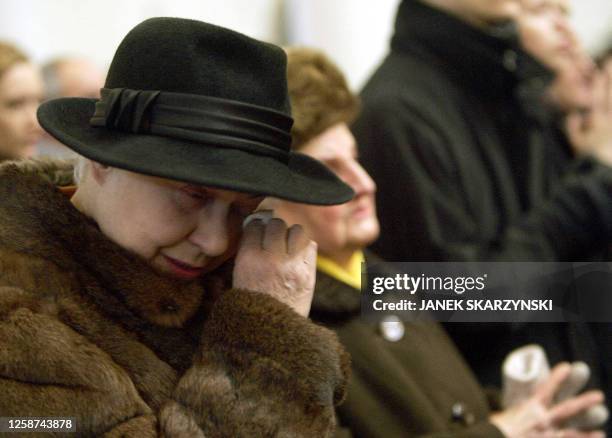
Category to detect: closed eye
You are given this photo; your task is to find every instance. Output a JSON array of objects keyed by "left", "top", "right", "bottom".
[
  {"left": 232, "top": 196, "right": 264, "bottom": 218},
  {"left": 187, "top": 191, "right": 207, "bottom": 200},
  {"left": 175, "top": 187, "right": 212, "bottom": 210}
]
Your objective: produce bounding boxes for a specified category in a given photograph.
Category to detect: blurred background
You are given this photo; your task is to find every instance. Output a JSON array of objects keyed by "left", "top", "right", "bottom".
[{"left": 1, "top": 0, "right": 611, "bottom": 91}]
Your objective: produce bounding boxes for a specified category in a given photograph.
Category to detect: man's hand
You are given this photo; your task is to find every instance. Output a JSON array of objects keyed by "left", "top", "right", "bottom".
[
  {"left": 567, "top": 68, "right": 612, "bottom": 165},
  {"left": 490, "top": 363, "right": 605, "bottom": 438},
  {"left": 232, "top": 218, "right": 317, "bottom": 317}
]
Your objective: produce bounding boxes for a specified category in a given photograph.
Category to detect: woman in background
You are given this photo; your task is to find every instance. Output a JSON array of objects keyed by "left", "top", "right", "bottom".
[{"left": 0, "top": 41, "right": 43, "bottom": 161}]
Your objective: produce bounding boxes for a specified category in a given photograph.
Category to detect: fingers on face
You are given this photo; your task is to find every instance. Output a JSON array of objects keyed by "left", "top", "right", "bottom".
[
  {"left": 262, "top": 218, "right": 288, "bottom": 253},
  {"left": 286, "top": 224, "right": 311, "bottom": 255},
  {"left": 242, "top": 218, "right": 316, "bottom": 257},
  {"left": 240, "top": 218, "right": 266, "bottom": 250},
  {"left": 262, "top": 220, "right": 316, "bottom": 257}
]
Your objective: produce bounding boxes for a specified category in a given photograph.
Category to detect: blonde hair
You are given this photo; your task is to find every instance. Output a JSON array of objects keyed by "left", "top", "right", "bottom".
[
  {"left": 286, "top": 47, "right": 360, "bottom": 150},
  {"left": 0, "top": 41, "right": 28, "bottom": 78}
]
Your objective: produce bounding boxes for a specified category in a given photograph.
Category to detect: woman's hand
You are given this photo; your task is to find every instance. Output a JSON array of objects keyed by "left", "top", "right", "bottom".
[{"left": 232, "top": 218, "right": 316, "bottom": 317}]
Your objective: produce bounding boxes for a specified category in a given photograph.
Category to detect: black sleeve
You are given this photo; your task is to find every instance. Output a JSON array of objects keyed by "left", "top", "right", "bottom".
[{"left": 353, "top": 96, "right": 612, "bottom": 263}]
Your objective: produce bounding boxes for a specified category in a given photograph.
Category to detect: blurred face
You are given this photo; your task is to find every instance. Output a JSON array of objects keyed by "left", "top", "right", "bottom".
[
  {"left": 273, "top": 123, "right": 379, "bottom": 264},
  {"left": 84, "top": 166, "right": 263, "bottom": 280},
  {"left": 0, "top": 62, "right": 43, "bottom": 160},
  {"left": 602, "top": 56, "right": 612, "bottom": 77},
  {"left": 430, "top": 0, "right": 520, "bottom": 26},
  {"left": 57, "top": 59, "right": 105, "bottom": 98},
  {"left": 517, "top": 0, "right": 575, "bottom": 70},
  {"left": 548, "top": 52, "right": 594, "bottom": 111}
]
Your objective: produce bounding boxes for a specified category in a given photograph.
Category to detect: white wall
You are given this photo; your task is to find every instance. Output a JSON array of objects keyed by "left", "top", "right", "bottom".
[
  {"left": 0, "top": 0, "right": 283, "bottom": 70},
  {"left": 570, "top": 0, "right": 612, "bottom": 54},
  {"left": 283, "top": 0, "right": 612, "bottom": 90},
  {"left": 0, "top": 0, "right": 611, "bottom": 92},
  {"left": 284, "top": 0, "right": 400, "bottom": 90}
]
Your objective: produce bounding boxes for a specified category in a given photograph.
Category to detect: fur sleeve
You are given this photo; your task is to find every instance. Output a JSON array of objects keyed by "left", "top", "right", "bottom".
[
  {"left": 159, "top": 289, "right": 350, "bottom": 437},
  {"left": 0, "top": 287, "right": 157, "bottom": 437},
  {"left": 0, "top": 286, "right": 349, "bottom": 437}
]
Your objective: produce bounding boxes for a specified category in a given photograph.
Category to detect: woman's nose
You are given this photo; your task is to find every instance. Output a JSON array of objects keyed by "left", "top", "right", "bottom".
[
  {"left": 347, "top": 161, "right": 377, "bottom": 196},
  {"left": 189, "top": 201, "right": 230, "bottom": 257}
]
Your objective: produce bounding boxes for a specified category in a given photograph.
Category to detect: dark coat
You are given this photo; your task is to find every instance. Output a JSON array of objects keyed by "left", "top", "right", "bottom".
[
  {"left": 310, "top": 255, "right": 504, "bottom": 438},
  {"left": 0, "top": 159, "right": 349, "bottom": 437},
  {"left": 353, "top": 0, "right": 607, "bottom": 397}
]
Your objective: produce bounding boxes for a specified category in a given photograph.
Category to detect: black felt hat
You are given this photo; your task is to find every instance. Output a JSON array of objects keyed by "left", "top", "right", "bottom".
[{"left": 37, "top": 17, "right": 354, "bottom": 205}]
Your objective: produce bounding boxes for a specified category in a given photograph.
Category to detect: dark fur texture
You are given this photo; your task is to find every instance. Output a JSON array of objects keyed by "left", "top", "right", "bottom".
[{"left": 0, "top": 159, "right": 349, "bottom": 437}]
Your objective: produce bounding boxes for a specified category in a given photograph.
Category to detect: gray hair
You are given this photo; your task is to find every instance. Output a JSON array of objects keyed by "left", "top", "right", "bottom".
[{"left": 73, "top": 156, "right": 89, "bottom": 185}]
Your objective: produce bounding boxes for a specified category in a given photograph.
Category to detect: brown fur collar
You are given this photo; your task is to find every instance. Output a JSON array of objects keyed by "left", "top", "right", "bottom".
[{"left": 0, "top": 159, "right": 206, "bottom": 328}]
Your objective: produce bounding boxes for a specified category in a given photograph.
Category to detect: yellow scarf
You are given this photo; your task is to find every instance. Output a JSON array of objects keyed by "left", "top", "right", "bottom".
[{"left": 317, "top": 251, "right": 364, "bottom": 291}]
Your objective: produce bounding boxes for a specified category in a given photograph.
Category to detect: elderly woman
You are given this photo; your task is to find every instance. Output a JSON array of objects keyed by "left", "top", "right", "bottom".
[
  {"left": 0, "top": 41, "right": 43, "bottom": 161},
  {"left": 268, "top": 47, "right": 606, "bottom": 438},
  {"left": 0, "top": 19, "right": 353, "bottom": 436}
]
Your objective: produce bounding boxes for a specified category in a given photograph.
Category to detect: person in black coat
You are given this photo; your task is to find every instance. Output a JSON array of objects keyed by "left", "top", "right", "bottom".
[{"left": 353, "top": 0, "right": 612, "bottom": 407}]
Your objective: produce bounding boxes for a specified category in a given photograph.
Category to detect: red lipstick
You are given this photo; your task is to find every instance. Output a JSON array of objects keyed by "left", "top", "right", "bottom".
[{"left": 162, "top": 255, "right": 205, "bottom": 280}]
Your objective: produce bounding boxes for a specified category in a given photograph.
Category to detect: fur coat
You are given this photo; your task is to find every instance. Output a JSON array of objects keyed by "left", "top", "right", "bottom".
[{"left": 0, "top": 159, "right": 349, "bottom": 437}]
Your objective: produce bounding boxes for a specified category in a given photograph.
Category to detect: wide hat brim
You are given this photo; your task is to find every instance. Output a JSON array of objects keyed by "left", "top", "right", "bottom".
[{"left": 38, "top": 98, "right": 355, "bottom": 205}]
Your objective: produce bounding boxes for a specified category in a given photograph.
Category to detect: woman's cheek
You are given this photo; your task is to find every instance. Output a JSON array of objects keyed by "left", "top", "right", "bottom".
[{"left": 152, "top": 223, "right": 193, "bottom": 251}]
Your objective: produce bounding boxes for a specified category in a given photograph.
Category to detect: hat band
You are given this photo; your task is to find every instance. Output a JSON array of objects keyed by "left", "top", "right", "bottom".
[{"left": 90, "top": 88, "right": 293, "bottom": 163}]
